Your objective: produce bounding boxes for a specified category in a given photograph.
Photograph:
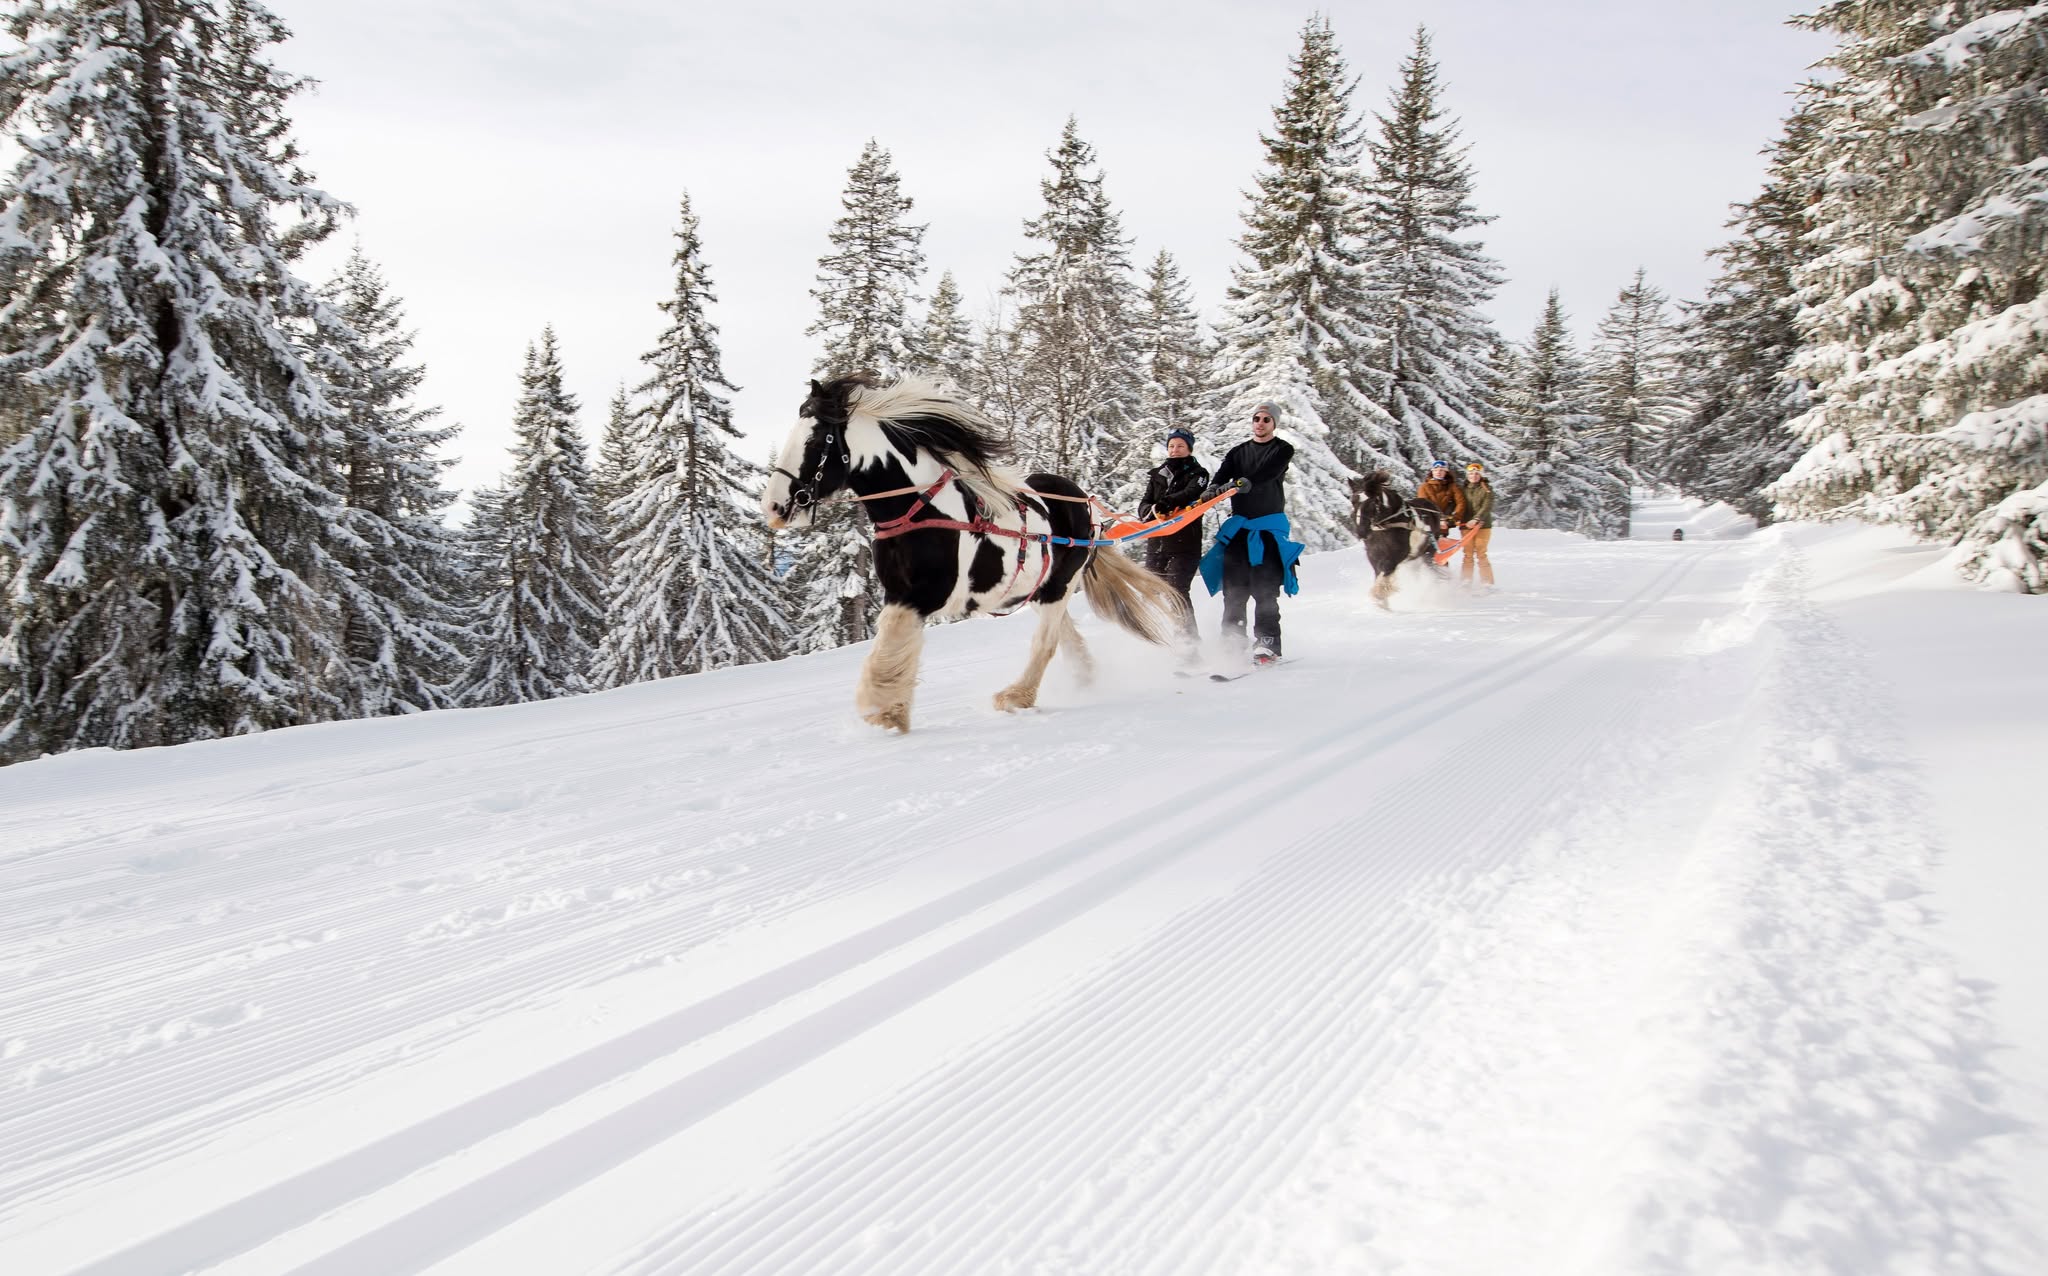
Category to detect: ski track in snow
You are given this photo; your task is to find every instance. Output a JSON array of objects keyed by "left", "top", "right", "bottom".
[
  {"left": 605, "top": 617, "right": 1670, "bottom": 1276},
  {"left": 0, "top": 503, "right": 2036, "bottom": 1276},
  {"left": 1606, "top": 545, "right": 2031, "bottom": 1276}
]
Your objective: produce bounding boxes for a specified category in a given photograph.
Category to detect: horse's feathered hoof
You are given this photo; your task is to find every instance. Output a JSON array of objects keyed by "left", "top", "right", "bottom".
[
  {"left": 993, "top": 686, "right": 1038, "bottom": 713},
  {"left": 862, "top": 704, "right": 911, "bottom": 733}
]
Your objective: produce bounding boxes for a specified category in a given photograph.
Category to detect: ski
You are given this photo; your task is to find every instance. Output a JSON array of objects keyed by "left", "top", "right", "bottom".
[{"left": 1209, "top": 657, "right": 1294, "bottom": 682}]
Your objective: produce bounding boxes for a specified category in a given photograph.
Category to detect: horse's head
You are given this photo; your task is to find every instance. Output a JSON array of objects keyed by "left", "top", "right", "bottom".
[
  {"left": 1348, "top": 470, "right": 1398, "bottom": 530},
  {"left": 763, "top": 376, "right": 870, "bottom": 529}
]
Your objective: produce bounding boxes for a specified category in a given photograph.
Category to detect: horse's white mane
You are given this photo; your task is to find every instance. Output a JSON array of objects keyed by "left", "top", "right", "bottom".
[{"left": 846, "top": 375, "right": 1027, "bottom": 512}]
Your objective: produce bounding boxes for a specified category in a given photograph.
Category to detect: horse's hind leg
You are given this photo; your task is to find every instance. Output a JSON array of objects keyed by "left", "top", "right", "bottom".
[
  {"left": 1371, "top": 570, "right": 1396, "bottom": 609},
  {"left": 1058, "top": 610, "right": 1095, "bottom": 688},
  {"left": 994, "top": 598, "right": 1068, "bottom": 713},
  {"left": 857, "top": 603, "right": 926, "bottom": 732}
]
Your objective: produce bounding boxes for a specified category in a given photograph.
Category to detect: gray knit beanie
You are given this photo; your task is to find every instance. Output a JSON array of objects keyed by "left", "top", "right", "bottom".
[{"left": 1253, "top": 401, "right": 1281, "bottom": 424}]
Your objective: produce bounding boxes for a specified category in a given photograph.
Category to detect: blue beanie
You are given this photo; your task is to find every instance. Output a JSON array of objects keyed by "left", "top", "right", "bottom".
[{"left": 1166, "top": 428, "right": 1196, "bottom": 448}]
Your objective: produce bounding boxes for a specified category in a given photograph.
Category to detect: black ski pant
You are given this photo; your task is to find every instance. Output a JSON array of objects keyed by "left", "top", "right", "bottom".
[
  {"left": 1219, "top": 532, "right": 1283, "bottom": 656},
  {"left": 1144, "top": 537, "right": 1201, "bottom": 640}
]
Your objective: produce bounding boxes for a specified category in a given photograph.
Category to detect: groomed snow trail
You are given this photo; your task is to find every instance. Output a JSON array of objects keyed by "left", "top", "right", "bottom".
[{"left": 1, "top": 505, "right": 2034, "bottom": 1275}]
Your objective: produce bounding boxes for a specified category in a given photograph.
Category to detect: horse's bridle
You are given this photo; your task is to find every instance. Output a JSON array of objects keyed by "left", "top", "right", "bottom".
[
  {"left": 1357, "top": 488, "right": 1416, "bottom": 533},
  {"left": 771, "top": 463, "right": 819, "bottom": 513},
  {"left": 772, "top": 424, "right": 849, "bottom": 515},
  {"left": 1372, "top": 509, "right": 1425, "bottom": 533}
]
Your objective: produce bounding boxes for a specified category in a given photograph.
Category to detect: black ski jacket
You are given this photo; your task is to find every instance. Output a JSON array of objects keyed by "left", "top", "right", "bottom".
[
  {"left": 1212, "top": 437, "right": 1294, "bottom": 520},
  {"left": 1137, "top": 455, "right": 1211, "bottom": 554}
]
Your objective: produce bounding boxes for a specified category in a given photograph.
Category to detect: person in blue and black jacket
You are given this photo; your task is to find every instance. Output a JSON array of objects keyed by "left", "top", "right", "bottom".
[{"left": 1197, "top": 401, "right": 1304, "bottom": 664}]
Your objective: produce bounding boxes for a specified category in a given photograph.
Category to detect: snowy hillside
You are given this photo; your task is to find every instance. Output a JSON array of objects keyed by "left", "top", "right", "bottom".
[{"left": 3, "top": 498, "right": 2043, "bottom": 1275}]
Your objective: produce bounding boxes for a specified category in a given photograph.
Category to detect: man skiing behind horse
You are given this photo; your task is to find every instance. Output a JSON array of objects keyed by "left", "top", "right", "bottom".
[
  {"left": 1137, "top": 427, "right": 1209, "bottom": 641},
  {"left": 1198, "top": 402, "right": 1303, "bottom": 666}
]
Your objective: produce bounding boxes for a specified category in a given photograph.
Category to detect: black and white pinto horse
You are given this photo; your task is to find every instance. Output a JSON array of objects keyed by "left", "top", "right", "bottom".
[
  {"left": 1349, "top": 469, "right": 1449, "bottom": 608},
  {"left": 762, "top": 375, "right": 1189, "bottom": 732}
]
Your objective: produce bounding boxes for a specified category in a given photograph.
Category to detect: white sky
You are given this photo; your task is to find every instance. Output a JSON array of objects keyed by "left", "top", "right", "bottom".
[{"left": 263, "top": 0, "right": 1834, "bottom": 501}]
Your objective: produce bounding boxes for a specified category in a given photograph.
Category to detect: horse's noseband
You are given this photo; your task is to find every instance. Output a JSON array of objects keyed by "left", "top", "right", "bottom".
[
  {"left": 775, "top": 429, "right": 849, "bottom": 513},
  {"left": 772, "top": 466, "right": 817, "bottom": 511}
]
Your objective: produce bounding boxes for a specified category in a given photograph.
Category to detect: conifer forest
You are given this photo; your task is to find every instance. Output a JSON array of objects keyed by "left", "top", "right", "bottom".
[{"left": 4, "top": 2, "right": 2046, "bottom": 763}]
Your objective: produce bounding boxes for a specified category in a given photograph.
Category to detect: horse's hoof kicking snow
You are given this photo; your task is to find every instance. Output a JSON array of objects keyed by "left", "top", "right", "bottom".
[
  {"left": 993, "top": 686, "right": 1037, "bottom": 713},
  {"left": 862, "top": 704, "right": 911, "bottom": 732}
]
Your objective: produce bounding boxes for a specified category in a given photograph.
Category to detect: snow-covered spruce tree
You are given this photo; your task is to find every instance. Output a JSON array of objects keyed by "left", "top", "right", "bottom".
[
  {"left": 1769, "top": 2, "right": 2048, "bottom": 590},
  {"left": 911, "top": 269, "right": 977, "bottom": 394},
  {"left": 1667, "top": 113, "right": 1816, "bottom": 524},
  {"left": 317, "top": 247, "right": 470, "bottom": 715},
  {"left": 584, "top": 385, "right": 624, "bottom": 633},
  {"left": 1587, "top": 268, "right": 1687, "bottom": 537},
  {"left": 784, "top": 494, "right": 880, "bottom": 651},
  {"left": 797, "top": 145, "right": 926, "bottom": 651},
  {"left": 456, "top": 329, "right": 605, "bottom": 706},
  {"left": 1359, "top": 25, "right": 1508, "bottom": 485},
  {"left": 1214, "top": 330, "right": 1362, "bottom": 551},
  {"left": 971, "top": 300, "right": 1029, "bottom": 447},
  {"left": 809, "top": 139, "right": 927, "bottom": 379},
  {"left": 1107, "top": 250, "right": 1216, "bottom": 516},
  {"left": 458, "top": 481, "right": 508, "bottom": 610},
  {"left": 1003, "top": 118, "right": 1148, "bottom": 491},
  {"left": 594, "top": 383, "right": 634, "bottom": 516},
  {"left": 1500, "top": 291, "right": 1624, "bottom": 537},
  {"left": 1952, "top": 475, "right": 2048, "bottom": 591},
  {"left": 783, "top": 512, "right": 886, "bottom": 654},
  {"left": 0, "top": 389, "right": 30, "bottom": 447},
  {"left": 1134, "top": 250, "right": 1213, "bottom": 444},
  {"left": 595, "top": 196, "right": 784, "bottom": 686},
  {"left": 0, "top": 0, "right": 361, "bottom": 761},
  {"left": 1212, "top": 15, "right": 1391, "bottom": 546}
]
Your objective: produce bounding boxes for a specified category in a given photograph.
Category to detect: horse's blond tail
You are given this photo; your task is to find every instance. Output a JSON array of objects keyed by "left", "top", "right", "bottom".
[{"left": 1081, "top": 548, "right": 1192, "bottom": 646}]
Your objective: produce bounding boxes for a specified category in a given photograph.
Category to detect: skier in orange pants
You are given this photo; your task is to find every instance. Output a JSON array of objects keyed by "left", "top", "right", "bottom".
[{"left": 1460, "top": 461, "right": 1495, "bottom": 588}]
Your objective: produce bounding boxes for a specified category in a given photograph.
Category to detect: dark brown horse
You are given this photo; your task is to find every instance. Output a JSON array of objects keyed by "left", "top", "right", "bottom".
[{"left": 1349, "top": 470, "right": 1447, "bottom": 608}]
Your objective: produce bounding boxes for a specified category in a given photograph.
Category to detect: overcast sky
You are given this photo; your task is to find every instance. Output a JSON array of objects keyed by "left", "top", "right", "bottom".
[{"left": 262, "top": 0, "right": 1834, "bottom": 501}]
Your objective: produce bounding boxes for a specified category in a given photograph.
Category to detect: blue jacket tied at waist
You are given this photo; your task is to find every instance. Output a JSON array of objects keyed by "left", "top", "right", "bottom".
[{"left": 1200, "top": 513, "right": 1304, "bottom": 597}]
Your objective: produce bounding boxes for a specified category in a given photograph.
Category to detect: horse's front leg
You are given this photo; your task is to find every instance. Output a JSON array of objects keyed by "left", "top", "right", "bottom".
[
  {"left": 994, "top": 597, "right": 1069, "bottom": 713},
  {"left": 1057, "top": 610, "right": 1095, "bottom": 687},
  {"left": 857, "top": 602, "right": 927, "bottom": 732}
]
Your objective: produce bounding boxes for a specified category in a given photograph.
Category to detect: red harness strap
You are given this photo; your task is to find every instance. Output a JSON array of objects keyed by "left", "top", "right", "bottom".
[
  {"left": 868, "top": 468, "right": 959, "bottom": 540},
  {"left": 871, "top": 468, "right": 1040, "bottom": 546},
  {"left": 866, "top": 467, "right": 1068, "bottom": 611},
  {"left": 984, "top": 525, "right": 1057, "bottom": 617}
]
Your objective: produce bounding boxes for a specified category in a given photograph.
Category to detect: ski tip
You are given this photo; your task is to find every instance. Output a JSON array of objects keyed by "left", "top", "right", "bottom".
[{"left": 1204, "top": 655, "right": 1293, "bottom": 681}]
